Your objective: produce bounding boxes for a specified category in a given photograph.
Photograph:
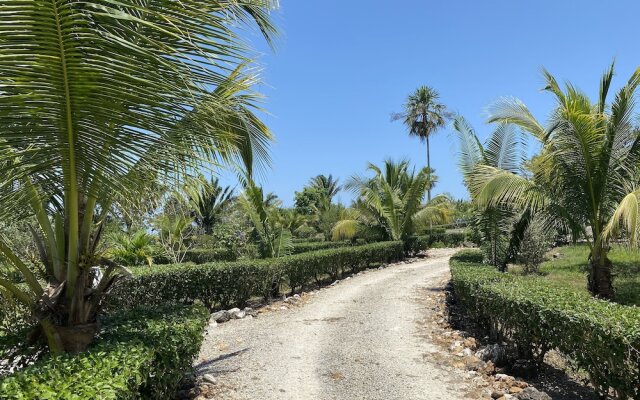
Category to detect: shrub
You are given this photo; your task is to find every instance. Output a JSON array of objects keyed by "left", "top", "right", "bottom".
[
  {"left": 108, "top": 241, "right": 404, "bottom": 311},
  {"left": 0, "top": 304, "right": 208, "bottom": 399},
  {"left": 450, "top": 250, "right": 640, "bottom": 399},
  {"left": 290, "top": 240, "right": 351, "bottom": 254},
  {"left": 517, "top": 217, "right": 553, "bottom": 274}
]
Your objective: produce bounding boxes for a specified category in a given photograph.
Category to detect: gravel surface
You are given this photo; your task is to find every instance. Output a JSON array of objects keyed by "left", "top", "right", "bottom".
[{"left": 195, "top": 249, "right": 472, "bottom": 400}]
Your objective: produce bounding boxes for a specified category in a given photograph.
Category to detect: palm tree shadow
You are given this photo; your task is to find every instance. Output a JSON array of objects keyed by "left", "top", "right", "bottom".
[{"left": 195, "top": 348, "right": 249, "bottom": 375}]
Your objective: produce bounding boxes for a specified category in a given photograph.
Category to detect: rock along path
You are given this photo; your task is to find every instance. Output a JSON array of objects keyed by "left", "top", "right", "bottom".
[{"left": 195, "top": 249, "right": 474, "bottom": 400}]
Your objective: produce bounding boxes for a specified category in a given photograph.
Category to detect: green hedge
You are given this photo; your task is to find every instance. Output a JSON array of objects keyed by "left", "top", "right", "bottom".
[
  {"left": 154, "top": 247, "right": 238, "bottom": 265},
  {"left": 0, "top": 304, "right": 208, "bottom": 399},
  {"left": 450, "top": 250, "right": 640, "bottom": 399},
  {"left": 109, "top": 241, "right": 404, "bottom": 311},
  {"left": 290, "top": 240, "right": 351, "bottom": 254}
]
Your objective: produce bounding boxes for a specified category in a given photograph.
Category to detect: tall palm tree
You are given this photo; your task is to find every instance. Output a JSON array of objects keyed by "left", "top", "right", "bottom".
[
  {"left": 309, "top": 174, "right": 341, "bottom": 203},
  {"left": 470, "top": 63, "right": 640, "bottom": 299},
  {"left": 333, "top": 159, "right": 451, "bottom": 242},
  {"left": 0, "top": 0, "right": 278, "bottom": 352},
  {"left": 392, "top": 86, "right": 452, "bottom": 201},
  {"left": 188, "top": 177, "right": 234, "bottom": 234}
]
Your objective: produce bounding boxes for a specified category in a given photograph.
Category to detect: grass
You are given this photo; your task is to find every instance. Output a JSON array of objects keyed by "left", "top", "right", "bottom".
[{"left": 511, "top": 244, "right": 640, "bottom": 306}]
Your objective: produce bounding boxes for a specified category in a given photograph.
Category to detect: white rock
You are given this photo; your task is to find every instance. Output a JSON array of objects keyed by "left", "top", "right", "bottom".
[
  {"left": 293, "top": 294, "right": 300, "bottom": 298},
  {"left": 208, "top": 320, "right": 218, "bottom": 328},
  {"left": 331, "top": 280, "right": 339, "bottom": 286},
  {"left": 280, "top": 306, "right": 288, "bottom": 310},
  {"left": 203, "top": 374, "right": 217, "bottom": 384},
  {"left": 211, "top": 310, "right": 230, "bottom": 323}
]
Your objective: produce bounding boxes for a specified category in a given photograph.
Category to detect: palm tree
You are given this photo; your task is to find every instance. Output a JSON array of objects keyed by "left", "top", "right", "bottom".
[
  {"left": 452, "top": 116, "right": 528, "bottom": 269},
  {"left": 0, "top": 0, "right": 278, "bottom": 352},
  {"left": 239, "top": 182, "right": 292, "bottom": 259},
  {"left": 392, "top": 86, "right": 452, "bottom": 201},
  {"left": 333, "top": 159, "right": 451, "bottom": 242},
  {"left": 470, "top": 63, "right": 640, "bottom": 299},
  {"left": 188, "top": 177, "right": 234, "bottom": 234},
  {"left": 309, "top": 174, "right": 341, "bottom": 203}
]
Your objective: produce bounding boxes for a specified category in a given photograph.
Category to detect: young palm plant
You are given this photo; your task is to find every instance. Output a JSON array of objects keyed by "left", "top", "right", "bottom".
[
  {"left": 452, "top": 116, "right": 528, "bottom": 269},
  {"left": 0, "top": 0, "right": 278, "bottom": 352},
  {"left": 471, "top": 63, "right": 640, "bottom": 299},
  {"left": 239, "top": 183, "right": 292, "bottom": 259},
  {"left": 333, "top": 159, "right": 451, "bottom": 243},
  {"left": 187, "top": 177, "right": 234, "bottom": 235}
]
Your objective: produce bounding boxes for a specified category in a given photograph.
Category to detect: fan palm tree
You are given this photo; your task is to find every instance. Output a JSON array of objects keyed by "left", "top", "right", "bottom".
[
  {"left": 309, "top": 174, "right": 341, "bottom": 203},
  {"left": 333, "top": 159, "right": 451, "bottom": 242},
  {"left": 188, "top": 177, "right": 234, "bottom": 234},
  {"left": 392, "top": 86, "right": 452, "bottom": 201},
  {"left": 0, "top": 0, "right": 278, "bottom": 352},
  {"left": 470, "top": 63, "right": 640, "bottom": 299}
]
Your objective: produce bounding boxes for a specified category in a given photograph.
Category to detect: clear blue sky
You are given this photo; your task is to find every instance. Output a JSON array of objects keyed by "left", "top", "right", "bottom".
[{"left": 222, "top": 0, "right": 640, "bottom": 206}]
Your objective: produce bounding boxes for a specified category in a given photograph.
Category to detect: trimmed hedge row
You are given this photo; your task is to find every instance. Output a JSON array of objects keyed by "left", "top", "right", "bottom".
[
  {"left": 0, "top": 304, "right": 208, "bottom": 399},
  {"left": 450, "top": 250, "right": 640, "bottom": 399},
  {"left": 109, "top": 241, "right": 404, "bottom": 311},
  {"left": 290, "top": 240, "right": 351, "bottom": 254}
]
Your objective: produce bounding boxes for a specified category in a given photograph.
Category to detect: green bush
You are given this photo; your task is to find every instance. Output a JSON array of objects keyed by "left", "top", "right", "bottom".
[
  {"left": 0, "top": 304, "right": 208, "bottom": 399},
  {"left": 109, "top": 241, "right": 404, "bottom": 311},
  {"left": 450, "top": 250, "right": 640, "bottom": 399},
  {"left": 290, "top": 240, "right": 351, "bottom": 254}
]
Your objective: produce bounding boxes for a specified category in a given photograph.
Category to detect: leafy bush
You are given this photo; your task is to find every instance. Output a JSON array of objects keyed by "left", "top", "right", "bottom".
[
  {"left": 516, "top": 217, "right": 553, "bottom": 274},
  {"left": 450, "top": 250, "right": 640, "bottom": 399},
  {"left": 109, "top": 241, "right": 404, "bottom": 311},
  {"left": 290, "top": 240, "right": 351, "bottom": 254},
  {"left": 0, "top": 304, "right": 208, "bottom": 399}
]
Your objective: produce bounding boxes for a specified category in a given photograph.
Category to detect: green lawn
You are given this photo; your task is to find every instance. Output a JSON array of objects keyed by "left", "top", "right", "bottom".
[{"left": 512, "top": 244, "right": 640, "bottom": 306}]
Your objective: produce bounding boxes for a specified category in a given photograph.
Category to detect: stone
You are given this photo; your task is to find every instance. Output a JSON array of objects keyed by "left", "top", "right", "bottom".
[
  {"left": 331, "top": 280, "right": 339, "bottom": 286},
  {"left": 293, "top": 294, "right": 300, "bottom": 298},
  {"left": 228, "top": 308, "right": 245, "bottom": 319},
  {"left": 280, "top": 306, "right": 288, "bottom": 310},
  {"left": 491, "top": 390, "right": 505, "bottom": 399},
  {"left": 243, "top": 307, "right": 257, "bottom": 317},
  {"left": 515, "top": 387, "right": 551, "bottom": 400},
  {"left": 509, "top": 387, "right": 523, "bottom": 394},
  {"left": 211, "top": 310, "right": 230, "bottom": 323},
  {"left": 203, "top": 374, "right": 217, "bottom": 385},
  {"left": 208, "top": 320, "right": 218, "bottom": 328},
  {"left": 477, "top": 344, "right": 508, "bottom": 366},
  {"left": 463, "top": 337, "right": 477, "bottom": 349}
]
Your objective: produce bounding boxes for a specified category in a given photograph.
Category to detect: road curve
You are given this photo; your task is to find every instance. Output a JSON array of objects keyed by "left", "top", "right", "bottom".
[{"left": 195, "top": 248, "right": 472, "bottom": 400}]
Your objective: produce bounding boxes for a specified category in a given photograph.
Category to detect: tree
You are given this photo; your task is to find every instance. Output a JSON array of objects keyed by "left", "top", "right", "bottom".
[
  {"left": 333, "top": 159, "right": 451, "bottom": 242},
  {"left": 0, "top": 0, "right": 278, "bottom": 352},
  {"left": 309, "top": 174, "right": 341, "bottom": 203},
  {"left": 392, "top": 86, "right": 452, "bottom": 201},
  {"left": 452, "top": 115, "right": 527, "bottom": 269},
  {"left": 470, "top": 63, "right": 640, "bottom": 299},
  {"left": 294, "top": 187, "right": 328, "bottom": 215},
  {"left": 187, "top": 177, "right": 234, "bottom": 234},
  {"left": 240, "top": 182, "right": 292, "bottom": 259}
]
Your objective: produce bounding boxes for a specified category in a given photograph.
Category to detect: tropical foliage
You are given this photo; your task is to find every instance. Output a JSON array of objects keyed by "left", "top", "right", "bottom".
[
  {"left": 0, "top": 0, "right": 278, "bottom": 352},
  {"left": 468, "top": 63, "right": 640, "bottom": 299},
  {"left": 333, "top": 159, "right": 452, "bottom": 242}
]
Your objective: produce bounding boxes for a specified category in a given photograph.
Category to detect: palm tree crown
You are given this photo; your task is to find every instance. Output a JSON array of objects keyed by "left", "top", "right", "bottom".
[{"left": 392, "top": 86, "right": 451, "bottom": 200}]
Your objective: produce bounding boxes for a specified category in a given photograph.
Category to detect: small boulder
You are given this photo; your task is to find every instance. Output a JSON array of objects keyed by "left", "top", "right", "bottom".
[
  {"left": 515, "top": 387, "right": 551, "bottom": 400},
  {"left": 211, "top": 310, "right": 230, "bottom": 323},
  {"left": 203, "top": 374, "right": 217, "bottom": 385},
  {"left": 228, "top": 308, "right": 245, "bottom": 319}
]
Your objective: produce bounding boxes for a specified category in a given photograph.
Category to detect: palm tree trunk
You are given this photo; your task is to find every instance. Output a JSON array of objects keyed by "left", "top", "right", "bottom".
[
  {"left": 588, "top": 246, "right": 615, "bottom": 299},
  {"left": 426, "top": 135, "right": 431, "bottom": 202}
]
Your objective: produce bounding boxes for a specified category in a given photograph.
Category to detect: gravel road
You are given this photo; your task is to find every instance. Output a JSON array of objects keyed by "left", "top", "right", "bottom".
[{"left": 195, "top": 249, "right": 472, "bottom": 400}]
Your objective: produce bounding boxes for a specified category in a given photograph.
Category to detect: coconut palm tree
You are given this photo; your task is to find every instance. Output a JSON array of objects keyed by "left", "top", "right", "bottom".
[
  {"left": 470, "top": 63, "right": 640, "bottom": 299},
  {"left": 332, "top": 159, "right": 451, "bottom": 242},
  {"left": 392, "top": 86, "right": 452, "bottom": 201},
  {"left": 309, "top": 174, "right": 341, "bottom": 203},
  {"left": 0, "top": 0, "right": 278, "bottom": 352}
]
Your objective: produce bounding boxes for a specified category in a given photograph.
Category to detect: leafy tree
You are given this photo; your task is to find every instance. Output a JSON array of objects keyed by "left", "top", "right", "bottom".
[
  {"left": 470, "top": 63, "right": 640, "bottom": 299},
  {"left": 333, "top": 159, "right": 451, "bottom": 242},
  {"left": 294, "top": 187, "right": 328, "bottom": 216},
  {"left": 0, "top": 0, "right": 278, "bottom": 352},
  {"left": 392, "top": 86, "right": 452, "bottom": 200}
]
